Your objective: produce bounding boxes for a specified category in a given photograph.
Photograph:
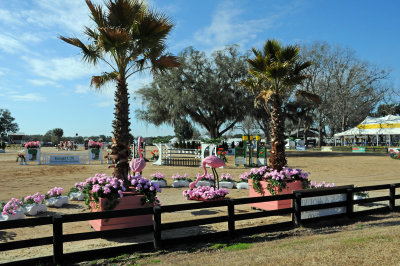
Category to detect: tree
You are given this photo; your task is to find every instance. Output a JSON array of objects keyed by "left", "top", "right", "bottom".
[
  {"left": 174, "top": 119, "right": 194, "bottom": 141},
  {"left": 53, "top": 128, "right": 64, "bottom": 143},
  {"left": 242, "top": 40, "right": 313, "bottom": 171},
  {"left": 60, "top": 0, "right": 178, "bottom": 183},
  {"left": 0, "top": 109, "right": 19, "bottom": 140},
  {"left": 136, "top": 45, "right": 253, "bottom": 138},
  {"left": 373, "top": 103, "right": 400, "bottom": 117}
]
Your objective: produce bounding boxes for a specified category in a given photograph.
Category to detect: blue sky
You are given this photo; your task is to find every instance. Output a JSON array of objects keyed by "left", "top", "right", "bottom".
[{"left": 0, "top": 0, "right": 399, "bottom": 138}]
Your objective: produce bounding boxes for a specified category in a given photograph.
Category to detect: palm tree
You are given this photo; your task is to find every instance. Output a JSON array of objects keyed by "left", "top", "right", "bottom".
[
  {"left": 242, "top": 39, "right": 315, "bottom": 171},
  {"left": 60, "top": 0, "right": 179, "bottom": 185}
]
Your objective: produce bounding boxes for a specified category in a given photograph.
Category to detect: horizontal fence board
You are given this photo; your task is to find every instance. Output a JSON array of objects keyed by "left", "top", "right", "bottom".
[
  {"left": 161, "top": 200, "right": 227, "bottom": 212},
  {"left": 234, "top": 208, "right": 292, "bottom": 221},
  {"left": 161, "top": 216, "right": 229, "bottom": 230},
  {"left": 62, "top": 207, "right": 154, "bottom": 223},
  {"left": 296, "top": 188, "right": 350, "bottom": 198},
  {"left": 161, "top": 231, "right": 228, "bottom": 246},
  {"left": 0, "top": 255, "right": 53, "bottom": 266},
  {"left": 354, "top": 196, "right": 390, "bottom": 204},
  {"left": 353, "top": 206, "right": 391, "bottom": 216},
  {"left": 0, "top": 236, "right": 53, "bottom": 251},
  {"left": 302, "top": 213, "right": 348, "bottom": 223},
  {"left": 235, "top": 221, "right": 295, "bottom": 236},
  {"left": 353, "top": 184, "right": 391, "bottom": 192},
  {"left": 63, "top": 225, "right": 153, "bottom": 242},
  {"left": 395, "top": 194, "right": 400, "bottom": 199},
  {"left": 232, "top": 194, "right": 293, "bottom": 205},
  {"left": 300, "top": 201, "right": 347, "bottom": 211},
  {"left": 0, "top": 216, "right": 52, "bottom": 230}
]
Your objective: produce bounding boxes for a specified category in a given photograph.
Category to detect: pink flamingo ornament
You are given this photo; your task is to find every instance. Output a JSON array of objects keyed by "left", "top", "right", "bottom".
[
  {"left": 129, "top": 137, "right": 146, "bottom": 175},
  {"left": 189, "top": 155, "right": 226, "bottom": 189}
]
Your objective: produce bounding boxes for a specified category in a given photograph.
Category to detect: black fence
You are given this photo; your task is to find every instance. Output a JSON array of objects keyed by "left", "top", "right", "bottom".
[
  {"left": 162, "top": 158, "right": 201, "bottom": 167},
  {"left": 1, "top": 183, "right": 400, "bottom": 265}
]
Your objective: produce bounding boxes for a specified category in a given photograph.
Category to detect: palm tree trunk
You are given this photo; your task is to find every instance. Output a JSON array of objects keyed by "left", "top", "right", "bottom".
[
  {"left": 112, "top": 76, "right": 131, "bottom": 186},
  {"left": 269, "top": 94, "right": 286, "bottom": 171}
]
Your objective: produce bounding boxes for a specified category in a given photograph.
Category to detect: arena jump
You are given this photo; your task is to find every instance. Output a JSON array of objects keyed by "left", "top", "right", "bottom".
[{"left": 21, "top": 148, "right": 103, "bottom": 165}]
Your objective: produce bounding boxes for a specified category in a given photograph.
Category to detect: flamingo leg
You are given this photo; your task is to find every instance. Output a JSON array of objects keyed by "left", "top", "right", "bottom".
[{"left": 212, "top": 168, "right": 219, "bottom": 189}]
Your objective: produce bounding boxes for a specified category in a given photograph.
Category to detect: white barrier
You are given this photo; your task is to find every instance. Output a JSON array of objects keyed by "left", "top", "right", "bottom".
[{"left": 40, "top": 153, "right": 89, "bottom": 165}]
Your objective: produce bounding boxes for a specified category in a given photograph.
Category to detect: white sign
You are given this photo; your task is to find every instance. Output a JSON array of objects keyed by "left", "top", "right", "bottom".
[
  {"left": 321, "top": 146, "right": 333, "bottom": 152},
  {"left": 301, "top": 194, "right": 346, "bottom": 219},
  {"left": 235, "top": 157, "right": 246, "bottom": 165},
  {"left": 49, "top": 155, "right": 81, "bottom": 164}
]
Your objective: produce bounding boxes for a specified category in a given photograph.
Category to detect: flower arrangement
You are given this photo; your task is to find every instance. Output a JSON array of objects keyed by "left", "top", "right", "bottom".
[
  {"left": 24, "top": 141, "right": 40, "bottom": 148},
  {"left": 81, "top": 174, "right": 125, "bottom": 210},
  {"left": 23, "top": 193, "right": 45, "bottom": 205},
  {"left": 183, "top": 186, "right": 229, "bottom": 201},
  {"left": 88, "top": 140, "right": 103, "bottom": 149},
  {"left": 68, "top": 182, "right": 86, "bottom": 200},
  {"left": 150, "top": 172, "right": 166, "bottom": 181},
  {"left": 220, "top": 173, "right": 235, "bottom": 182},
  {"left": 238, "top": 172, "right": 249, "bottom": 183},
  {"left": 389, "top": 149, "right": 400, "bottom": 159},
  {"left": 45, "top": 187, "right": 64, "bottom": 199},
  {"left": 16, "top": 153, "right": 25, "bottom": 163},
  {"left": 22, "top": 193, "right": 47, "bottom": 216},
  {"left": 172, "top": 173, "right": 191, "bottom": 182},
  {"left": 308, "top": 181, "right": 335, "bottom": 189},
  {"left": 198, "top": 173, "right": 214, "bottom": 181},
  {"left": 2, "top": 198, "right": 23, "bottom": 216},
  {"left": 248, "top": 166, "right": 310, "bottom": 195},
  {"left": 217, "top": 148, "right": 227, "bottom": 162},
  {"left": 150, "top": 149, "right": 159, "bottom": 161},
  {"left": 129, "top": 175, "right": 161, "bottom": 205}
]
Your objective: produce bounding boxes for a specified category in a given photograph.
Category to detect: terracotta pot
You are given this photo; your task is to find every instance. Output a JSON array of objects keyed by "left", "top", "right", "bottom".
[
  {"left": 89, "top": 192, "right": 153, "bottom": 231},
  {"left": 248, "top": 179, "right": 303, "bottom": 211}
]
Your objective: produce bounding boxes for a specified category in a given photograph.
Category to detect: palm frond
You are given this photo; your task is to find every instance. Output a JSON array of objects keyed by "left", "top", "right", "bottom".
[
  {"left": 59, "top": 36, "right": 100, "bottom": 65},
  {"left": 295, "top": 90, "right": 322, "bottom": 104},
  {"left": 90, "top": 71, "right": 118, "bottom": 89},
  {"left": 85, "top": 0, "right": 106, "bottom": 28},
  {"left": 255, "top": 90, "right": 273, "bottom": 106}
]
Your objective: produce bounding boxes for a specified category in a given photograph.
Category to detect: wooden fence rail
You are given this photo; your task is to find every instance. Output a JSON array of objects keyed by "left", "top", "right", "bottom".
[{"left": 1, "top": 183, "right": 400, "bottom": 265}]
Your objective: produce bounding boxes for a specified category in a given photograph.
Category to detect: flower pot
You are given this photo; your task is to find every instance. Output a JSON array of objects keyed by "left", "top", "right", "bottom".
[
  {"left": 150, "top": 180, "right": 167, "bottom": 188},
  {"left": 22, "top": 204, "right": 47, "bottom": 216},
  {"left": 45, "top": 196, "right": 69, "bottom": 208},
  {"left": 248, "top": 180, "right": 303, "bottom": 211},
  {"left": 196, "top": 180, "right": 214, "bottom": 187},
  {"left": 172, "top": 180, "right": 189, "bottom": 188},
  {"left": 90, "top": 148, "right": 100, "bottom": 160},
  {"left": 237, "top": 182, "right": 249, "bottom": 190},
  {"left": 69, "top": 191, "right": 85, "bottom": 201},
  {"left": 0, "top": 210, "right": 25, "bottom": 221},
  {"left": 219, "top": 181, "right": 235, "bottom": 189},
  {"left": 88, "top": 193, "right": 153, "bottom": 231},
  {"left": 27, "top": 148, "right": 38, "bottom": 161}
]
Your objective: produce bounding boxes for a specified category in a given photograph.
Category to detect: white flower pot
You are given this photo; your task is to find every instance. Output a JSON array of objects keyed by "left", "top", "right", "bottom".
[
  {"left": 69, "top": 191, "right": 85, "bottom": 201},
  {"left": 219, "top": 181, "right": 235, "bottom": 189},
  {"left": 0, "top": 210, "right": 25, "bottom": 221},
  {"left": 172, "top": 180, "right": 190, "bottom": 188},
  {"left": 45, "top": 196, "right": 69, "bottom": 207},
  {"left": 237, "top": 182, "right": 249, "bottom": 189},
  {"left": 196, "top": 180, "right": 214, "bottom": 187},
  {"left": 23, "top": 204, "right": 47, "bottom": 216},
  {"left": 151, "top": 180, "right": 167, "bottom": 188}
]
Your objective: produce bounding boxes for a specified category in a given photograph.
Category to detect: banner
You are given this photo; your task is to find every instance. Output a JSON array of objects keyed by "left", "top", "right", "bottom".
[
  {"left": 352, "top": 147, "right": 365, "bottom": 153},
  {"left": 49, "top": 155, "right": 81, "bottom": 164}
]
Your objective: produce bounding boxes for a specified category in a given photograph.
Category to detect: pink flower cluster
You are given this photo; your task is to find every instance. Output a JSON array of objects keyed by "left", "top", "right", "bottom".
[
  {"left": 196, "top": 173, "right": 214, "bottom": 181},
  {"left": 221, "top": 173, "right": 235, "bottom": 182},
  {"left": 23, "top": 192, "right": 45, "bottom": 204},
  {"left": 150, "top": 172, "right": 166, "bottom": 180},
  {"left": 74, "top": 182, "right": 86, "bottom": 191},
  {"left": 172, "top": 173, "right": 189, "bottom": 181},
  {"left": 24, "top": 141, "right": 40, "bottom": 148},
  {"left": 47, "top": 187, "right": 64, "bottom": 198},
  {"left": 239, "top": 172, "right": 250, "bottom": 182},
  {"left": 85, "top": 174, "right": 126, "bottom": 198},
  {"left": 183, "top": 186, "right": 229, "bottom": 201},
  {"left": 88, "top": 140, "right": 103, "bottom": 149},
  {"left": 130, "top": 175, "right": 161, "bottom": 193},
  {"left": 2, "top": 198, "right": 23, "bottom": 216},
  {"left": 264, "top": 167, "right": 309, "bottom": 181},
  {"left": 309, "top": 181, "right": 335, "bottom": 188}
]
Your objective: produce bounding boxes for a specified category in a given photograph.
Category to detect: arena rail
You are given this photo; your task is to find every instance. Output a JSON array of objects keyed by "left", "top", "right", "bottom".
[{"left": 1, "top": 183, "right": 400, "bottom": 265}]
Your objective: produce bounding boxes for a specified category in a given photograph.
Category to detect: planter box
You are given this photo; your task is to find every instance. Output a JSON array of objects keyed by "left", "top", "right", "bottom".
[
  {"left": 219, "top": 181, "right": 235, "bottom": 189},
  {"left": 45, "top": 196, "right": 69, "bottom": 208},
  {"left": 89, "top": 193, "right": 153, "bottom": 231},
  {"left": 196, "top": 180, "right": 214, "bottom": 187},
  {"left": 237, "top": 182, "right": 249, "bottom": 190},
  {"left": 69, "top": 191, "right": 85, "bottom": 201},
  {"left": 172, "top": 180, "right": 190, "bottom": 188},
  {"left": 187, "top": 197, "right": 226, "bottom": 202},
  {"left": 301, "top": 194, "right": 346, "bottom": 219},
  {"left": 249, "top": 180, "right": 303, "bottom": 211},
  {"left": 22, "top": 204, "right": 47, "bottom": 216},
  {"left": 0, "top": 210, "right": 25, "bottom": 221},
  {"left": 151, "top": 180, "right": 167, "bottom": 188}
]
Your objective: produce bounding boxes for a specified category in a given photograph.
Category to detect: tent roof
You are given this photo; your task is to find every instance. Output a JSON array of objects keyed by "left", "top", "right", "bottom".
[{"left": 334, "top": 115, "right": 400, "bottom": 137}]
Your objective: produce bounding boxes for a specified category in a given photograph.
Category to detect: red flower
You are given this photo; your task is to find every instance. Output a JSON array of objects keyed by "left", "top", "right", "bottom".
[
  {"left": 197, "top": 146, "right": 201, "bottom": 149},
  {"left": 219, "top": 148, "right": 223, "bottom": 151},
  {"left": 222, "top": 152, "right": 226, "bottom": 155},
  {"left": 260, "top": 151, "right": 263, "bottom": 154},
  {"left": 217, "top": 151, "right": 221, "bottom": 154}
]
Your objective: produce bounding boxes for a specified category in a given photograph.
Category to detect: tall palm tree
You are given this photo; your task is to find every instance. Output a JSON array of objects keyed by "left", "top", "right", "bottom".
[
  {"left": 60, "top": 0, "right": 179, "bottom": 185},
  {"left": 242, "top": 39, "right": 315, "bottom": 171}
]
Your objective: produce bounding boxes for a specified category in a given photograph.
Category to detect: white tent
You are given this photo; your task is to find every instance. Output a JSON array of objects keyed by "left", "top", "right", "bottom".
[{"left": 333, "top": 115, "right": 400, "bottom": 146}]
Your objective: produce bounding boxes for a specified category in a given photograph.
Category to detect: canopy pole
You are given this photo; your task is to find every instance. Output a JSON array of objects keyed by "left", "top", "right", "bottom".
[
  {"left": 389, "top": 134, "right": 391, "bottom": 146},
  {"left": 376, "top": 134, "right": 379, "bottom": 146}
]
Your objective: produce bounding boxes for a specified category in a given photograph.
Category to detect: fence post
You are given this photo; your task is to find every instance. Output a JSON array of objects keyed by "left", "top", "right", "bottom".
[
  {"left": 227, "top": 199, "right": 235, "bottom": 238},
  {"left": 293, "top": 192, "right": 302, "bottom": 227},
  {"left": 153, "top": 206, "right": 162, "bottom": 250},
  {"left": 389, "top": 184, "right": 396, "bottom": 211},
  {"left": 346, "top": 188, "right": 353, "bottom": 218},
  {"left": 52, "top": 214, "right": 63, "bottom": 265}
]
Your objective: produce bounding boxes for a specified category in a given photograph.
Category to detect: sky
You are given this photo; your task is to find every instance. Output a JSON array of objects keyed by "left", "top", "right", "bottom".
[{"left": 0, "top": 0, "right": 399, "bottom": 138}]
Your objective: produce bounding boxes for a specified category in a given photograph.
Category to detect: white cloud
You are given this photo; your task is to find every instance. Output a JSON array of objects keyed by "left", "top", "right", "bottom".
[
  {"left": 11, "top": 93, "right": 45, "bottom": 102},
  {"left": 0, "top": 34, "right": 29, "bottom": 54},
  {"left": 75, "top": 84, "right": 90, "bottom": 94},
  {"left": 28, "top": 79, "right": 58, "bottom": 86}
]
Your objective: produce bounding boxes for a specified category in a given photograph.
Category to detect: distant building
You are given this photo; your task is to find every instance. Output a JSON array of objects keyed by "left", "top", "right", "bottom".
[{"left": 8, "top": 132, "right": 25, "bottom": 144}]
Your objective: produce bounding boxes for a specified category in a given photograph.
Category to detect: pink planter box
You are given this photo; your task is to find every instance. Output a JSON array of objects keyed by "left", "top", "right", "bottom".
[
  {"left": 249, "top": 180, "right": 303, "bottom": 211},
  {"left": 89, "top": 193, "right": 153, "bottom": 231}
]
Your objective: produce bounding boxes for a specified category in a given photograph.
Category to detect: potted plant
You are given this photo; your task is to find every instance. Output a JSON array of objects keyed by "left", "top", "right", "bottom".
[
  {"left": 183, "top": 186, "right": 229, "bottom": 201},
  {"left": 44, "top": 187, "right": 69, "bottom": 208},
  {"left": 22, "top": 193, "right": 47, "bottom": 216},
  {"left": 237, "top": 172, "right": 249, "bottom": 189},
  {"left": 171, "top": 173, "right": 191, "bottom": 188},
  {"left": 88, "top": 140, "right": 103, "bottom": 160},
  {"left": 68, "top": 182, "right": 86, "bottom": 201},
  {"left": 1, "top": 198, "right": 25, "bottom": 221},
  {"left": 150, "top": 172, "right": 167, "bottom": 187},
  {"left": 16, "top": 153, "right": 26, "bottom": 165},
  {"left": 194, "top": 173, "right": 214, "bottom": 187},
  {"left": 219, "top": 173, "right": 235, "bottom": 189},
  {"left": 25, "top": 141, "right": 40, "bottom": 161},
  {"left": 150, "top": 149, "right": 159, "bottom": 161},
  {"left": 217, "top": 148, "right": 228, "bottom": 163}
]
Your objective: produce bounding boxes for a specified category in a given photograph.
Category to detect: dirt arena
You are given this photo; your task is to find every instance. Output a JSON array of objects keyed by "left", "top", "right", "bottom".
[{"left": 0, "top": 146, "right": 398, "bottom": 262}]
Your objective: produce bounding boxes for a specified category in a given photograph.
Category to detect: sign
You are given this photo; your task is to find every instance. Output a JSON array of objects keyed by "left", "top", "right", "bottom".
[
  {"left": 49, "top": 155, "right": 81, "bottom": 164},
  {"left": 235, "top": 157, "right": 246, "bottom": 166},
  {"left": 321, "top": 146, "right": 333, "bottom": 152},
  {"left": 296, "top": 146, "right": 306, "bottom": 151},
  {"left": 352, "top": 147, "right": 365, "bottom": 153}
]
